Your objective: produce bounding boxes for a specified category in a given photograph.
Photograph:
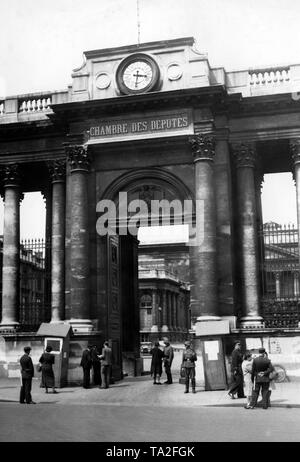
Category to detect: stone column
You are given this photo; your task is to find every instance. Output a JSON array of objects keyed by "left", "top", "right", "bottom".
[
  {"left": 66, "top": 145, "right": 92, "bottom": 332},
  {"left": 294, "top": 272, "right": 299, "bottom": 297},
  {"left": 42, "top": 186, "right": 52, "bottom": 323},
  {"left": 233, "top": 142, "right": 263, "bottom": 327},
  {"left": 150, "top": 289, "right": 158, "bottom": 332},
  {"left": 275, "top": 272, "right": 281, "bottom": 299},
  {"left": 172, "top": 292, "right": 177, "bottom": 330},
  {"left": 0, "top": 164, "right": 22, "bottom": 330},
  {"left": 290, "top": 139, "right": 300, "bottom": 274},
  {"left": 189, "top": 134, "right": 219, "bottom": 322},
  {"left": 167, "top": 291, "right": 173, "bottom": 330},
  {"left": 48, "top": 160, "right": 66, "bottom": 323},
  {"left": 255, "top": 168, "right": 265, "bottom": 296},
  {"left": 161, "top": 289, "right": 168, "bottom": 332}
]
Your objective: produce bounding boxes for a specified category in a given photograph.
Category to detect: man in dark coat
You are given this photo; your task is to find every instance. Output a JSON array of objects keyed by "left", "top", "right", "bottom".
[
  {"left": 91, "top": 345, "right": 102, "bottom": 386},
  {"left": 19, "top": 346, "right": 36, "bottom": 404},
  {"left": 150, "top": 341, "right": 164, "bottom": 384},
  {"left": 99, "top": 341, "right": 113, "bottom": 389},
  {"left": 182, "top": 341, "right": 197, "bottom": 394},
  {"left": 80, "top": 345, "right": 92, "bottom": 389},
  {"left": 228, "top": 341, "right": 246, "bottom": 399},
  {"left": 246, "top": 347, "right": 274, "bottom": 410},
  {"left": 163, "top": 338, "right": 174, "bottom": 384}
]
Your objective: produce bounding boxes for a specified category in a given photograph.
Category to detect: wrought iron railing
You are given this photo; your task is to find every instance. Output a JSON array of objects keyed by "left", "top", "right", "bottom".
[
  {"left": 19, "top": 238, "right": 51, "bottom": 330},
  {"left": 261, "top": 298, "right": 300, "bottom": 328},
  {"left": 260, "top": 222, "right": 300, "bottom": 328}
]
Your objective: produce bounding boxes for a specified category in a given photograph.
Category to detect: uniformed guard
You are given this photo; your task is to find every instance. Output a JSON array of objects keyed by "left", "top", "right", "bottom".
[{"left": 182, "top": 341, "right": 197, "bottom": 394}]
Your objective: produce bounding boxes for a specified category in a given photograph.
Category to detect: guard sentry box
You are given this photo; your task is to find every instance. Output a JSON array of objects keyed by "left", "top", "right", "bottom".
[{"left": 36, "top": 323, "right": 72, "bottom": 388}]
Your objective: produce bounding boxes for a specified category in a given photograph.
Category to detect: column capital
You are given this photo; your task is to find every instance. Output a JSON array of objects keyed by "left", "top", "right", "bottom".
[
  {"left": 290, "top": 138, "right": 300, "bottom": 165},
  {"left": 66, "top": 145, "right": 90, "bottom": 172},
  {"left": 232, "top": 142, "right": 257, "bottom": 168},
  {"left": 1, "top": 163, "right": 21, "bottom": 187},
  {"left": 47, "top": 160, "right": 66, "bottom": 183},
  {"left": 189, "top": 134, "right": 216, "bottom": 162},
  {"left": 290, "top": 140, "right": 300, "bottom": 183},
  {"left": 255, "top": 168, "right": 264, "bottom": 193}
]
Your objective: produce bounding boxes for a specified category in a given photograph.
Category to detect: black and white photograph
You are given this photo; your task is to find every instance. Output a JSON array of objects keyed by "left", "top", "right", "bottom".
[{"left": 0, "top": 0, "right": 300, "bottom": 448}]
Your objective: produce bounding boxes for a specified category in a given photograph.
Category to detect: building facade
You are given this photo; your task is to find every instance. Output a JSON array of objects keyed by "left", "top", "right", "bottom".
[{"left": 1, "top": 37, "right": 300, "bottom": 387}]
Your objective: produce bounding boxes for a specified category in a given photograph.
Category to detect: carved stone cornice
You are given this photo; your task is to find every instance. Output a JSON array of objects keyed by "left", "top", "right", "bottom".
[
  {"left": 189, "top": 134, "right": 216, "bottom": 162},
  {"left": 47, "top": 160, "right": 66, "bottom": 183},
  {"left": 232, "top": 142, "right": 257, "bottom": 169},
  {"left": 66, "top": 145, "right": 90, "bottom": 172}
]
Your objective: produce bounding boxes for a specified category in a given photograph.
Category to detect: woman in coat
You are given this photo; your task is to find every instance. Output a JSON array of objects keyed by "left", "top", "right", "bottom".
[
  {"left": 39, "top": 345, "right": 57, "bottom": 394},
  {"left": 242, "top": 351, "right": 253, "bottom": 408},
  {"left": 150, "top": 342, "right": 164, "bottom": 385}
]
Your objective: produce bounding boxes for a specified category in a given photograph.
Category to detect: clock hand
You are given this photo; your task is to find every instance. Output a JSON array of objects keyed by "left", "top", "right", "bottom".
[{"left": 133, "top": 70, "right": 148, "bottom": 87}]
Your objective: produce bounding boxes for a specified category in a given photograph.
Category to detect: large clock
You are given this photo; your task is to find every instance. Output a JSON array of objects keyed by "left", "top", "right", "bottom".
[{"left": 116, "top": 53, "right": 160, "bottom": 95}]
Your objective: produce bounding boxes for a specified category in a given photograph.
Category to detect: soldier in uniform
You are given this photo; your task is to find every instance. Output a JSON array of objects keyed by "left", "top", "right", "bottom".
[
  {"left": 163, "top": 338, "right": 174, "bottom": 384},
  {"left": 182, "top": 341, "right": 197, "bottom": 394}
]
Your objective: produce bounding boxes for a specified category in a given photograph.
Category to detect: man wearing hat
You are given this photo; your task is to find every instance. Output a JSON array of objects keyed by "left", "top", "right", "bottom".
[
  {"left": 182, "top": 341, "right": 197, "bottom": 393},
  {"left": 246, "top": 347, "right": 274, "bottom": 409},
  {"left": 19, "top": 346, "right": 36, "bottom": 404},
  {"left": 163, "top": 338, "right": 174, "bottom": 384},
  {"left": 228, "top": 341, "right": 246, "bottom": 399}
]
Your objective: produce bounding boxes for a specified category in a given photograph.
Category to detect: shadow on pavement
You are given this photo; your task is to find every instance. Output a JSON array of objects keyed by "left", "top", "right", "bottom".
[
  {"left": 204, "top": 402, "right": 300, "bottom": 408},
  {"left": 35, "top": 401, "right": 59, "bottom": 405},
  {"left": 0, "top": 399, "right": 19, "bottom": 403},
  {"left": 110, "top": 384, "right": 131, "bottom": 388}
]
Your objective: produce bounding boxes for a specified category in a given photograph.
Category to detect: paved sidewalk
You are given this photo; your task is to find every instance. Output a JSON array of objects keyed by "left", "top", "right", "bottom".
[{"left": 1, "top": 373, "right": 299, "bottom": 409}]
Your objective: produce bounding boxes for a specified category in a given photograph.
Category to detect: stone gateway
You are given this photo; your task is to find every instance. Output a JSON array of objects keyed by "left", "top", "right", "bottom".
[{"left": 1, "top": 37, "right": 300, "bottom": 388}]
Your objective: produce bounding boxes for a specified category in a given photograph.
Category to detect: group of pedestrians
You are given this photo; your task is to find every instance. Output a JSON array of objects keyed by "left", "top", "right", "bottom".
[
  {"left": 19, "top": 345, "right": 57, "bottom": 404},
  {"left": 150, "top": 338, "right": 174, "bottom": 385},
  {"left": 80, "top": 341, "right": 112, "bottom": 389},
  {"left": 19, "top": 340, "right": 113, "bottom": 404},
  {"left": 228, "top": 341, "right": 276, "bottom": 410},
  {"left": 150, "top": 338, "right": 197, "bottom": 393}
]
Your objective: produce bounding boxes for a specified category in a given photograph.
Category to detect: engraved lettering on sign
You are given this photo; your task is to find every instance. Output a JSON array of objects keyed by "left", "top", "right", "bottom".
[{"left": 89, "top": 112, "right": 191, "bottom": 140}]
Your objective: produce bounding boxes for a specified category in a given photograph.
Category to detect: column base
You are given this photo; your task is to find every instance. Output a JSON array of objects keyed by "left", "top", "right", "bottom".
[
  {"left": 162, "top": 325, "right": 169, "bottom": 332},
  {"left": 150, "top": 325, "right": 158, "bottom": 333},
  {"left": 50, "top": 319, "right": 65, "bottom": 324},
  {"left": 67, "top": 319, "right": 94, "bottom": 333},
  {"left": 239, "top": 316, "right": 264, "bottom": 328},
  {"left": 0, "top": 322, "right": 20, "bottom": 332},
  {"left": 196, "top": 316, "right": 222, "bottom": 322},
  {"left": 194, "top": 316, "right": 230, "bottom": 336}
]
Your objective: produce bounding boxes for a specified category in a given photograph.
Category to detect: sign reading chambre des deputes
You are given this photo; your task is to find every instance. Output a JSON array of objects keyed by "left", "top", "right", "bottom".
[{"left": 87, "top": 109, "right": 193, "bottom": 143}]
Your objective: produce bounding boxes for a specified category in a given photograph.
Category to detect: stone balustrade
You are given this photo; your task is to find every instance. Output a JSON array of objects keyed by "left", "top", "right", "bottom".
[
  {"left": 18, "top": 96, "right": 51, "bottom": 113},
  {"left": 249, "top": 67, "right": 290, "bottom": 87},
  {"left": 0, "top": 90, "right": 68, "bottom": 120},
  {"left": 139, "top": 268, "right": 180, "bottom": 282}
]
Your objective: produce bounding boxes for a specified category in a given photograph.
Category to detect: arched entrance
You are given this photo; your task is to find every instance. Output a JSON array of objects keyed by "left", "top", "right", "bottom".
[{"left": 96, "top": 167, "right": 194, "bottom": 377}]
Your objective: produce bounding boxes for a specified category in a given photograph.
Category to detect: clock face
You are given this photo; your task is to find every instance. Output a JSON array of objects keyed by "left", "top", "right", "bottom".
[
  {"left": 123, "top": 61, "right": 153, "bottom": 91},
  {"left": 116, "top": 53, "right": 160, "bottom": 95}
]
